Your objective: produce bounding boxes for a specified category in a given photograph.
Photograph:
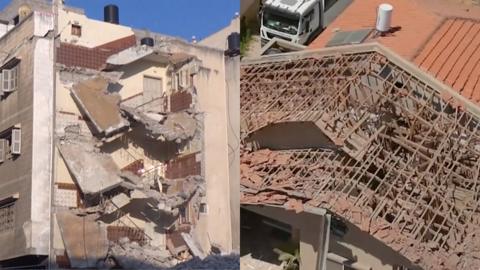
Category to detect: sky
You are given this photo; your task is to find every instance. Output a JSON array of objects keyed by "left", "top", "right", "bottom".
[{"left": 0, "top": 0, "right": 239, "bottom": 41}]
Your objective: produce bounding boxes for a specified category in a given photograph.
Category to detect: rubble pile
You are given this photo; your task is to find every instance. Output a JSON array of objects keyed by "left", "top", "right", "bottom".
[
  {"left": 53, "top": 54, "right": 210, "bottom": 269},
  {"left": 121, "top": 106, "right": 199, "bottom": 142}
]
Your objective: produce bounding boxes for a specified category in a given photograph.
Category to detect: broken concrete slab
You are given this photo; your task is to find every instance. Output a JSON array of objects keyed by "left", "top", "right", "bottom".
[
  {"left": 58, "top": 141, "right": 123, "bottom": 196},
  {"left": 71, "top": 76, "right": 129, "bottom": 136},
  {"left": 121, "top": 106, "right": 199, "bottom": 142},
  {"left": 110, "top": 238, "right": 173, "bottom": 269},
  {"left": 181, "top": 232, "right": 206, "bottom": 259},
  {"left": 56, "top": 211, "right": 108, "bottom": 268},
  {"left": 106, "top": 45, "right": 196, "bottom": 68}
]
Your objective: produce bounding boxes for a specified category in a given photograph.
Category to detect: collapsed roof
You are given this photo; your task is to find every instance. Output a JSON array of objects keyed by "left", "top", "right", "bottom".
[{"left": 240, "top": 44, "right": 480, "bottom": 270}]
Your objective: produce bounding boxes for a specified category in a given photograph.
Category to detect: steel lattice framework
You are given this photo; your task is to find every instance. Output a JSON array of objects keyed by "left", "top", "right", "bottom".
[{"left": 240, "top": 47, "right": 480, "bottom": 269}]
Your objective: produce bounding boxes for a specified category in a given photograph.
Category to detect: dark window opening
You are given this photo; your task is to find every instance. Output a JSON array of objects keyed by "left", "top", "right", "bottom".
[{"left": 71, "top": 24, "right": 82, "bottom": 37}]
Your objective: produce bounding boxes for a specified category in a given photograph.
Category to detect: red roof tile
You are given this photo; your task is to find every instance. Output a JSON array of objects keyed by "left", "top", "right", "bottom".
[
  {"left": 415, "top": 19, "right": 480, "bottom": 103},
  {"left": 309, "top": 0, "right": 480, "bottom": 105},
  {"left": 309, "top": 0, "right": 442, "bottom": 60}
]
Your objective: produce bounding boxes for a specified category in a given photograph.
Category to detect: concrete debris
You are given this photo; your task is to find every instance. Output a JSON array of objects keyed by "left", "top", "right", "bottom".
[
  {"left": 57, "top": 139, "right": 123, "bottom": 197},
  {"left": 181, "top": 232, "right": 206, "bottom": 259},
  {"left": 58, "top": 64, "right": 123, "bottom": 84},
  {"left": 121, "top": 105, "right": 199, "bottom": 142},
  {"left": 109, "top": 238, "right": 174, "bottom": 269},
  {"left": 71, "top": 76, "right": 129, "bottom": 136},
  {"left": 106, "top": 45, "right": 196, "bottom": 68},
  {"left": 56, "top": 211, "right": 108, "bottom": 268},
  {"left": 144, "top": 175, "right": 204, "bottom": 213}
]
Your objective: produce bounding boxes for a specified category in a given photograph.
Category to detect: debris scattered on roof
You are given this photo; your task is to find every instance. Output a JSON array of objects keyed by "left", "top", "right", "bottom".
[
  {"left": 71, "top": 77, "right": 129, "bottom": 136},
  {"left": 241, "top": 48, "right": 480, "bottom": 270}
]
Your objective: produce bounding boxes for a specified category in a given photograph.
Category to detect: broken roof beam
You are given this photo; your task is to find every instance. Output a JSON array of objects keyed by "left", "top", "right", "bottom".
[
  {"left": 71, "top": 77, "right": 129, "bottom": 137},
  {"left": 58, "top": 141, "right": 123, "bottom": 197}
]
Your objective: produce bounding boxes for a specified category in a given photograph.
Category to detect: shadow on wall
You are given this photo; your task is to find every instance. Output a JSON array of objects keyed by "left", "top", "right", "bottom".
[
  {"left": 329, "top": 218, "right": 420, "bottom": 270},
  {"left": 245, "top": 121, "right": 337, "bottom": 150}
]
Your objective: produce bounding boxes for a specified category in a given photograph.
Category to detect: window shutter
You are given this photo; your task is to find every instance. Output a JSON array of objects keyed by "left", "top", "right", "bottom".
[
  {"left": 11, "top": 128, "right": 21, "bottom": 155},
  {"left": 0, "top": 139, "right": 6, "bottom": 163},
  {"left": 11, "top": 66, "right": 17, "bottom": 92},
  {"left": 0, "top": 72, "right": 3, "bottom": 97},
  {"left": 2, "top": 69, "right": 10, "bottom": 92}
]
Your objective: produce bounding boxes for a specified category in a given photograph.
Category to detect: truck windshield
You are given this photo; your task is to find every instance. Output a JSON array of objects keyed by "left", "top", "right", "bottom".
[{"left": 262, "top": 9, "right": 299, "bottom": 35}]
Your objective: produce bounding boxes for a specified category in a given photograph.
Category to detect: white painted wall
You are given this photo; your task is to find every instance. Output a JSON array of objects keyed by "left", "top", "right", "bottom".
[{"left": 30, "top": 11, "right": 54, "bottom": 256}]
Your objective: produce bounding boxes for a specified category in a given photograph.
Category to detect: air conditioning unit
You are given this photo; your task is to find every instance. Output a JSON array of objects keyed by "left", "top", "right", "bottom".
[{"left": 11, "top": 128, "right": 21, "bottom": 155}]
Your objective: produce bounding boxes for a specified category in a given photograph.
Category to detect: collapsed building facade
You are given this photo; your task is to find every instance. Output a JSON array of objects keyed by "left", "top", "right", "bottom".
[
  {"left": 240, "top": 43, "right": 480, "bottom": 270},
  {"left": 0, "top": 0, "right": 239, "bottom": 268}
]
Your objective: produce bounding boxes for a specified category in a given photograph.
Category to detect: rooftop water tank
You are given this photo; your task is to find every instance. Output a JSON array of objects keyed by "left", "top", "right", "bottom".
[
  {"left": 376, "top": 3, "right": 393, "bottom": 32},
  {"left": 141, "top": 37, "right": 154, "bottom": 47},
  {"left": 104, "top": 5, "right": 119, "bottom": 24},
  {"left": 226, "top": 32, "right": 240, "bottom": 56}
]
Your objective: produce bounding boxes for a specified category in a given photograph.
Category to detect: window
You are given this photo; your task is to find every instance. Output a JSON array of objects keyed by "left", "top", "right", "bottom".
[
  {"left": 199, "top": 203, "right": 208, "bottom": 214},
  {"left": 0, "top": 195, "right": 17, "bottom": 233},
  {"left": 179, "top": 205, "right": 190, "bottom": 224},
  {"left": 325, "top": 0, "right": 339, "bottom": 11},
  {"left": 2, "top": 65, "right": 18, "bottom": 93},
  {"left": 143, "top": 76, "right": 163, "bottom": 101},
  {"left": 0, "top": 139, "right": 7, "bottom": 163},
  {"left": 11, "top": 128, "right": 21, "bottom": 155},
  {"left": 71, "top": 24, "right": 81, "bottom": 37}
]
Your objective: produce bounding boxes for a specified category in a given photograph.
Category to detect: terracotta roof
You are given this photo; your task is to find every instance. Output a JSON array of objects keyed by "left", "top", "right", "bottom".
[
  {"left": 309, "top": 0, "right": 480, "bottom": 105},
  {"left": 414, "top": 18, "right": 480, "bottom": 103},
  {"left": 308, "top": 0, "right": 442, "bottom": 60},
  {"left": 240, "top": 48, "right": 480, "bottom": 270}
]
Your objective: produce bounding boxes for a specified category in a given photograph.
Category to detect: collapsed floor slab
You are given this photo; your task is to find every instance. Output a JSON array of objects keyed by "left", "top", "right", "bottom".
[
  {"left": 56, "top": 211, "right": 108, "bottom": 268},
  {"left": 58, "top": 140, "right": 123, "bottom": 196},
  {"left": 71, "top": 76, "right": 129, "bottom": 136}
]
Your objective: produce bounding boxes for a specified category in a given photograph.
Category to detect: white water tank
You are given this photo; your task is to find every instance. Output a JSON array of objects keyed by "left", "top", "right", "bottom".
[{"left": 376, "top": 3, "right": 393, "bottom": 32}]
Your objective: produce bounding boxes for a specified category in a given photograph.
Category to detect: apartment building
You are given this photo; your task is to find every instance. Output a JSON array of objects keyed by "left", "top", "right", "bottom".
[{"left": 0, "top": 0, "right": 239, "bottom": 268}]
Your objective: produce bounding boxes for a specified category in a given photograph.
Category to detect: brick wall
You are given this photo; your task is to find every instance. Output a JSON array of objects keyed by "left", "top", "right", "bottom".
[
  {"left": 107, "top": 226, "right": 147, "bottom": 246},
  {"left": 165, "top": 152, "right": 201, "bottom": 179},
  {"left": 56, "top": 35, "right": 136, "bottom": 70},
  {"left": 170, "top": 91, "right": 192, "bottom": 112}
]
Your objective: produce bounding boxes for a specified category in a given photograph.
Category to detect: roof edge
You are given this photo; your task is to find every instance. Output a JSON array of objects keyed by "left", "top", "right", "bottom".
[{"left": 242, "top": 42, "right": 480, "bottom": 119}]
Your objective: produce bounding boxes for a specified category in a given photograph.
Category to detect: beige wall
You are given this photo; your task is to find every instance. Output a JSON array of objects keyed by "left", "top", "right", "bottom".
[
  {"left": 329, "top": 220, "right": 418, "bottom": 270},
  {"left": 58, "top": 7, "right": 133, "bottom": 48}
]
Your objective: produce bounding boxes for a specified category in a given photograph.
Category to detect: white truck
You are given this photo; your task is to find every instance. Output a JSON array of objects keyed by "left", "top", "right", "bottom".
[{"left": 260, "top": 0, "right": 352, "bottom": 45}]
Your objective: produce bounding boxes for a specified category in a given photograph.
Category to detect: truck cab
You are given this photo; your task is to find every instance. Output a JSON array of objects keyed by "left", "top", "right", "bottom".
[{"left": 260, "top": 0, "right": 352, "bottom": 46}]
